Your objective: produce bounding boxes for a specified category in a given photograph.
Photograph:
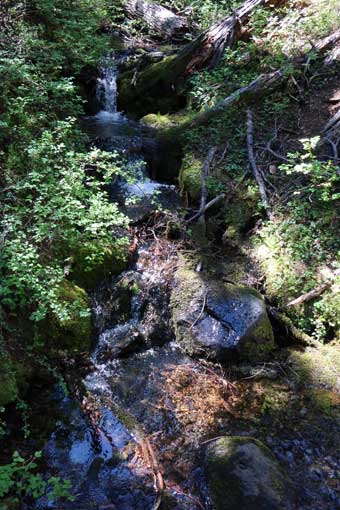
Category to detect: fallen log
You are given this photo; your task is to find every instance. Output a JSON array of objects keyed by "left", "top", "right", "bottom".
[
  {"left": 188, "top": 70, "right": 284, "bottom": 128},
  {"left": 287, "top": 268, "right": 340, "bottom": 307},
  {"left": 187, "top": 29, "right": 340, "bottom": 129},
  {"left": 124, "top": 0, "right": 190, "bottom": 38},
  {"left": 118, "top": 0, "right": 284, "bottom": 115},
  {"left": 175, "top": 0, "right": 273, "bottom": 74},
  {"left": 268, "top": 307, "right": 317, "bottom": 346}
]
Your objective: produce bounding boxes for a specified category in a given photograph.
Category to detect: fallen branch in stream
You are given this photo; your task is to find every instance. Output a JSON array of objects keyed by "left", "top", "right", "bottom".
[
  {"left": 82, "top": 395, "right": 165, "bottom": 510},
  {"left": 246, "top": 109, "right": 272, "bottom": 218},
  {"left": 287, "top": 268, "right": 340, "bottom": 307}
]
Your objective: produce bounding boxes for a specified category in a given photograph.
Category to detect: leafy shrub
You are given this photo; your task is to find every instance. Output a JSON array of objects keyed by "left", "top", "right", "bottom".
[
  {"left": 255, "top": 138, "right": 340, "bottom": 340},
  {"left": 1, "top": 123, "right": 128, "bottom": 322},
  {"left": 0, "top": 451, "right": 73, "bottom": 503}
]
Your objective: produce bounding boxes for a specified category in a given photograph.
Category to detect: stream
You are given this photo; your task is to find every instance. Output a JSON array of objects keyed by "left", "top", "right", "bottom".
[{"left": 32, "top": 56, "right": 207, "bottom": 510}]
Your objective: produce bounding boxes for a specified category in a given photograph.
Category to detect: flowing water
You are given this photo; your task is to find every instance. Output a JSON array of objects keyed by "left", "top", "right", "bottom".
[{"left": 31, "top": 56, "right": 207, "bottom": 510}]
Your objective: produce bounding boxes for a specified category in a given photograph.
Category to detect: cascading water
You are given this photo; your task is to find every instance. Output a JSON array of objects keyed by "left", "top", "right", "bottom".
[
  {"left": 96, "top": 64, "right": 118, "bottom": 115},
  {"left": 31, "top": 55, "right": 199, "bottom": 510}
]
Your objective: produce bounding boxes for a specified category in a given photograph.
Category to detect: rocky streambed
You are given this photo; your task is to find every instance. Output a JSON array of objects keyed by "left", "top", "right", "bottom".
[{"left": 23, "top": 50, "right": 340, "bottom": 510}]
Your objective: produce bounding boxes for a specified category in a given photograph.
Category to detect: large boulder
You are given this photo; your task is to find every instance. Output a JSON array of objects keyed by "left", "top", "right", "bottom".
[
  {"left": 171, "top": 267, "right": 274, "bottom": 361},
  {"left": 205, "top": 436, "right": 295, "bottom": 510}
]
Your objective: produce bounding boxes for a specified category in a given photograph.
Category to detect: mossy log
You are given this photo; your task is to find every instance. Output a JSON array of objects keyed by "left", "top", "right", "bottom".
[
  {"left": 124, "top": 0, "right": 190, "bottom": 38},
  {"left": 118, "top": 0, "right": 284, "bottom": 116},
  {"left": 187, "top": 29, "right": 340, "bottom": 128}
]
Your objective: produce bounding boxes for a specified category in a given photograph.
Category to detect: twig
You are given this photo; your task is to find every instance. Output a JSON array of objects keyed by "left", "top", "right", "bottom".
[
  {"left": 190, "top": 291, "right": 207, "bottom": 329},
  {"left": 184, "top": 147, "right": 217, "bottom": 226},
  {"left": 200, "top": 147, "right": 217, "bottom": 212},
  {"left": 246, "top": 109, "right": 272, "bottom": 218},
  {"left": 257, "top": 144, "right": 289, "bottom": 162}
]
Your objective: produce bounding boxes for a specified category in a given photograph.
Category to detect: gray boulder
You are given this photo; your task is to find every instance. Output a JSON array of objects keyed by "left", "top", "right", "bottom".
[
  {"left": 205, "top": 436, "right": 295, "bottom": 510},
  {"left": 170, "top": 267, "right": 274, "bottom": 361}
]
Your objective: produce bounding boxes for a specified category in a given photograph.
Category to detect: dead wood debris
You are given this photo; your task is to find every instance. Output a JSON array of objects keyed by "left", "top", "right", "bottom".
[{"left": 246, "top": 109, "right": 272, "bottom": 218}]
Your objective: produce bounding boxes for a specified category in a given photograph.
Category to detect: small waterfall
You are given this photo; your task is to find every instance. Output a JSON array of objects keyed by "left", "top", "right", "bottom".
[{"left": 96, "top": 63, "right": 119, "bottom": 117}]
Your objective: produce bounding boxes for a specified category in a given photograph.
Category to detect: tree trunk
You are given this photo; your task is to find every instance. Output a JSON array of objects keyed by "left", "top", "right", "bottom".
[
  {"left": 124, "top": 0, "right": 189, "bottom": 38},
  {"left": 118, "top": 0, "right": 284, "bottom": 116},
  {"left": 174, "top": 0, "right": 270, "bottom": 74}
]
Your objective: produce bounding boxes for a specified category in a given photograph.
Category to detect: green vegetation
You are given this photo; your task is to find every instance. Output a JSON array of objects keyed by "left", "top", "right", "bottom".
[
  {"left": 0, "top": 0, "right": 129, "bottom": 498},
  {"left": 1, "top": 0, "right": 129, "bottom": 328},
  {"left": 1, "top": 0, "right": 340, "bottom": 505},
  {"left": 0, "top": 450, "right": 73, "bottom": 506}
]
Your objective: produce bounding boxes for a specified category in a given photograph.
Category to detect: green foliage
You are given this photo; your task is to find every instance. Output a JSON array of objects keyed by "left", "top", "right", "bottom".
[
  {"left": 0, "top": 0, "right": 129, "bottom": 328},
  {"left": 255, "top": 138, "right": 340, "bottom": 341},
  {"left": 0, "top": 451, "right": 73, "bottom": 503},
  {"left": 164, "top": 0, "right": 242, "bottom": 30},
  {"left": 1, "top": 126, "right": 128, "bottom": 322}
]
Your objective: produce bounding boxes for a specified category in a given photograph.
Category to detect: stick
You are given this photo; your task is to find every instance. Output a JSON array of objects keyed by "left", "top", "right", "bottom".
[
  {"left": 200, "top": 147, "right": 217, "bottom": 212},
  {"left": 186, "top": 193, "right": 225, "bottom": 224},
  {"left": 246, "top": 109, "right": 272, "bottom": 217},
  {"left": 185, "top": 147, "right": 217, "bottom": 226},
  {"left": 287, "top": 268, "right": 340, "bottom": 307}
]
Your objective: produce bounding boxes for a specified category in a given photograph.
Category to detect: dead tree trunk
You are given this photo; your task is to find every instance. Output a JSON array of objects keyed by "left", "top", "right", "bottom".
[
  {"left": 175, "top": 0, "right": 271, "bottom": 74},
  {"left": 124, "top": 0, "right": 189, "bottom": 38},
  {"left": 118, "top": 0, "right": 284, "bottom": 115},
  {"left": 246, "top": 109, "right": 272, "bottom": 217}
]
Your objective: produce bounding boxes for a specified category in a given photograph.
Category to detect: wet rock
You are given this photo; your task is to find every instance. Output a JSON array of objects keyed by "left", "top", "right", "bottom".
[
  {"left": 171, "top": 267, "right": 274, "bottom": 362},
  {"left": 204, "top": 436, "right": 295, "bottom": 510},
  {"left": 97, "top": 325, "right": 144, "bottom": 360}
]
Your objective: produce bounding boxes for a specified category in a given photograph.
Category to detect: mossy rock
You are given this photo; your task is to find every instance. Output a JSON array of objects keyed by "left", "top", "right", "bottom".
[
  {"left": 222, "top": 186, "right": 259, "bottom": 241},
  {"left": 0, "top": 340, "right": 18, "bottom": 406},
  {"left": 117, "top": 54, "right": 186, "bottom": 118},
  {"left": 140, "top": 113, "right": 173, "bottom": 129},
  {"left": 205, "top": 436, "right": 295, "bottom": 510},
  {"left": 179, "top": 154, "right": 203, "bottom": 202},
  {"left": 71, "top": 242, "right": 128, "bottom": 290},
  {"left": 171, "top": 264, "right": 275, "bottom": 362},
  {"left": 45, "top": 280, "right": 92, "bottom": 353}
]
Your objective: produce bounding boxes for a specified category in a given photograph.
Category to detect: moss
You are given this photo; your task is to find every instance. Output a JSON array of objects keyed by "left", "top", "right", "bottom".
[
  {"left": 117, "top": 54, "right": 187, "bottom": 117},
  {"left": 222, "top": 186, "right": 259, "bottom": 239},
  {"left": 140, "top": 113, "right": 173, "bottom": 129},
  {"left": 71, "top": 241, "right": 128, "bottom": 290},
  {"left": 0, "top": 341, "right": 18, "bottom": 406},
  {"left": 179, "top": 154, "right": 203, "bottom": 202},
  {"left": 46, "top": 280, "right": 92, "bottom": 353},
  {"left": 289, "top": 342, "right": 340, "bottom": 392},
  {"left": 309, "top": 389, "right": 340, "bottom": 417},
  {"left": 205, "top": 436, "right": 294, "bottom": 510}
]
